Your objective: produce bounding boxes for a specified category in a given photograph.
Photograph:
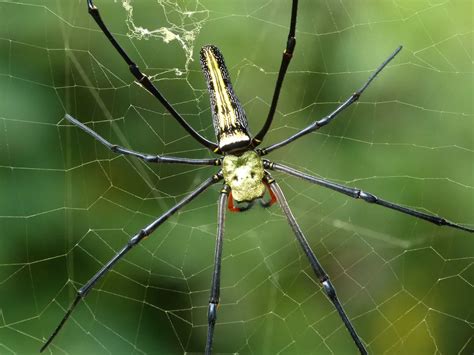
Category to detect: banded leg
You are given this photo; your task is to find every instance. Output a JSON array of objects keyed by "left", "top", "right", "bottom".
[
  {"left": 258, "top": 46, "right": 402, "bottom": 156},
  {"left": 252, "top": 0, "right": 299, "bottom": 146},
  {"left": 266, "top": 161, "right": 474, "bottom": 233},
  {"left": 205, "top": 185, "right": 229, "bottom": 354},
  {"left": 65, "top": 114, "right": 221, "bottom": 166},
  {"left": 265, "top": 175, "right": 368, "bottom": 354},
  {"left": 86, "top": 0, "right": 218, "bottom": 151},
  {"left": 40, "top": 173, "right": 223, "bottom": 353}
]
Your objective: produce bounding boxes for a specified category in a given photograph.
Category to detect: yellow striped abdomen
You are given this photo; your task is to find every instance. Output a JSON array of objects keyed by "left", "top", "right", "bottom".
[{"left": 200, "top": 45, "right": 251, "bottom": 153}]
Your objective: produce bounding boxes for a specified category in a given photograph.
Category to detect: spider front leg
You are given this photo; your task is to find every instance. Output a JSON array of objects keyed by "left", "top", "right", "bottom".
[
  {"left": 265, "top": 174, "right": 368, "bottom": 354},
  {"left": 205, "top": 185, "right": 229, "bottom": 354},
  {"left": 86, "top": 0, "right": 218, "bottom": 151},
  {"left": 258, "top": 46, "right": 402, "bottom": 156},
  {"left": 40, "top": 173, "right": 222, "bottom": 352},
  {"left": 252, "top": 0, "right": 299, "bottom": 146}
]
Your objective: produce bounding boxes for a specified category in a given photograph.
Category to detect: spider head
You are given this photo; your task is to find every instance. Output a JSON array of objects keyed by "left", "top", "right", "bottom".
[{"left": 222, "top": 151, "right": 265, "bottom": 202}]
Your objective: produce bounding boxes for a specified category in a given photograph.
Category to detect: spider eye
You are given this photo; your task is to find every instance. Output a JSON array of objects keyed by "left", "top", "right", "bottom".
[
  {"left": 250, "top": 172, "right": 255, "bottom": 178},
  {"left": 233, "top": 176, "right": 238, "bottom": 181}
]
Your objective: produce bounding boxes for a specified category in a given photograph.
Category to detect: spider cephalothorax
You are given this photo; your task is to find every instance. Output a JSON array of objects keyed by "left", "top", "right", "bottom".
[{"left": 222, "top": 151, "right": 265, "bottom": 203}]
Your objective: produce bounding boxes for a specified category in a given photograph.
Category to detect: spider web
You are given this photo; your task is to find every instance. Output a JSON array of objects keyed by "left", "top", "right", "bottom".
[{"left": 0, "top": 0, "right": 473, "bottom": 354}]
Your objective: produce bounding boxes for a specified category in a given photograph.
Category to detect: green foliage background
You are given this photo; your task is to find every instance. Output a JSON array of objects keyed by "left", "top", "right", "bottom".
[{"left": 0, "top": 0, "right": 472, "bottom": 354}]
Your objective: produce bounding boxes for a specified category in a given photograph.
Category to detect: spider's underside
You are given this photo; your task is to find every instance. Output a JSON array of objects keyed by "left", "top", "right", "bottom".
[{"left": 40, "top": 1, "right": 474, "bottom": 354}]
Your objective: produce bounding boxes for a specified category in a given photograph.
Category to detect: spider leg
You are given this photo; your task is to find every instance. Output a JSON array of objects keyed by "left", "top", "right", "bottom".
[
  {"left": 65, "top": 114, "right": 220, "bottom": 166},
  {"left": 86, "top": 0, "right": 218, "bottom": 152},
  {"left": 265, "top": 174, "right": 368, "bottom": 354},
  {"left": 252, "top": 0, "right": 298, "bottom": 146},
  {"left": 205, "top": 185, "right": 229, "bottom": 354},
  {"left": 266, "top": 161, "right": 474, "bottom": 233},
  {"left": 40, "top": 173, "right": 223, "bottom": 353},
  {"left": 258, "top": 46, "right": 402, "bottom": 156}
]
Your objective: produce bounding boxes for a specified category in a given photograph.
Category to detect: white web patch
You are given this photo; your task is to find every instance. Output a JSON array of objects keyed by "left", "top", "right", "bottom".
[
  {"left": 0, "top": 0, "right": 473, "bottom": 354},
  {"left": 121, "top": 0, "right": 208, "bottom": 73}
]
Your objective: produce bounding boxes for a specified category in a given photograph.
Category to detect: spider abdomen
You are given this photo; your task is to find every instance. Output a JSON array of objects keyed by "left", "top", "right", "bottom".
[{"left": 200, "top": 45, "right": 251, "bottom": 153}]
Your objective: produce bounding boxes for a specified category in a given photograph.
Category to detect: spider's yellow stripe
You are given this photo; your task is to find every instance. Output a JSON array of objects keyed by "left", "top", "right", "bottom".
[{"left": 203, "top": 48, "right": 237, "bottom": 132}]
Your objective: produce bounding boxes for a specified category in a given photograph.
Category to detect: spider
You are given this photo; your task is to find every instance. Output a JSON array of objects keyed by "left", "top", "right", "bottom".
[{"left": 40, "top": 1, "right": 474, "bottom": 354}]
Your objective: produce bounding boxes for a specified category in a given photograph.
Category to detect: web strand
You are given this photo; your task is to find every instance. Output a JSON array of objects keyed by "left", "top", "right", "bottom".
[{"left": 0, "top": 1, "right": 472, "bottom": 354}]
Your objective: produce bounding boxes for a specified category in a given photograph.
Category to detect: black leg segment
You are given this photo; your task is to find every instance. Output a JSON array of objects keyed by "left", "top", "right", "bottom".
[
  {"left": 265, "top": 175, "right": 368, "bottom": 354},
  {"left": 267, "top": 161, "right": 473, "bottom": 233},
  {"left": 205, "top": 185, "right": 229, "bottom": 355},
  {"left": 252, "top": 0, "right": 299, "bottom": 146},
  {"left": 86, "top": 0, "right": 218, "bottom": 151},
  {"left": 259, "top": 46, "right": 402, "bottom": 155},
  {"left": 65, "top": 114, "right": 221, "bottom": 166},
  {"left": 40, "top": 173, "right": 223, "bottom": 352}
]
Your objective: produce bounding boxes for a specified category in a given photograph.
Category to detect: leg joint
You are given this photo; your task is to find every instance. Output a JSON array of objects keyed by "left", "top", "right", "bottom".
[
  {"left": 313, "top": 117, "right": 329, "bottom": 129},
  {"left": 321, "top": 279, "right": 337, "bottom": 300},
  {"left": 207, "top": 302, "right": 218, "bottom": 325},
  {"left": 110, "top": 145, "right": 119, "bottom": 153},
  {"left": 129, "top": 229, "right": 148, "bottom": 246},
  {"left": 87, "top": 0, "right": 97, "bottom": 14},
  {"left": 263, "top": 159, "right": 274, "bottom": 169},
  {"left": 263, "top": 174, "right": 275, "bottom": 185},
  {"left": 213, "top": 171, "right": 224, "bottom": 182},
  {"left": 129, "top": 64, "right": 145, "bottom": 82},
  {"left": 220, "top": 185, "right": 231, "bottom": 195},
  {"left": 285, "top": 37, "right": 296, "bottom": 57},
  {"left": 359, "top": 190, "right": 377, "bottom": 203},
  {"left": 144, "top": 155, "right": 160, "bottom": 162}
]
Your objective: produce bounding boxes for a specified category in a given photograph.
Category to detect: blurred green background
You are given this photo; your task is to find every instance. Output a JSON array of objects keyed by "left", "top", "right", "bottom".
[{"left": 0, "top": 0, "right": 473, "bottom": 354}]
